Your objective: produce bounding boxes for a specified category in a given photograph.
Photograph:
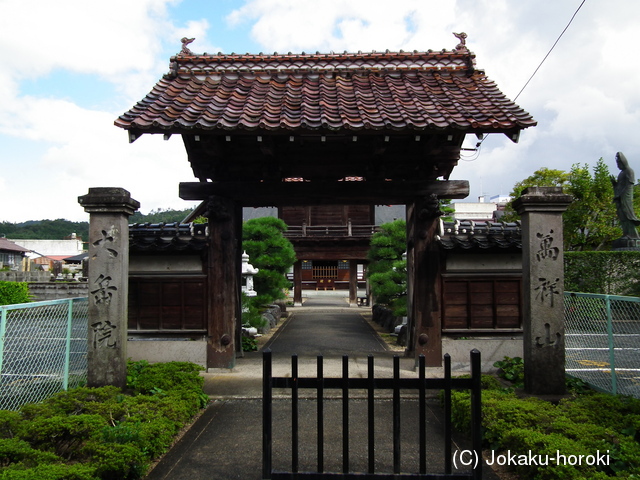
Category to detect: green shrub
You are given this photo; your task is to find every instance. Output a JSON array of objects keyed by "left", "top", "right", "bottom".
[
  {"left": 0, "top": 412, "right": 21, "bottom": 440},
  {"left": 493, "top": 356, "right": 524, "bottom": 388},
  {"left": 0, "top": 361, "right": 207, "bottom": 479},
  {"left": 500, "top": 428, "right": 602, "bottom": 480},
  {"left": 242, "top": 336, "right": 258, "bottom": 352},
  {"left": 0, "top": 282, "right": 30, "bottom": 306},
  {"left": 449, "top": 379, "right": 640, "bottom": 478},
  {"left": 0, "top": 462, "right": 97, "bottom": 480},
  {"left": 19, "top": 387, "right": 123, "bottom": 420},
  {"left": 0, "top": 439, "right": 61, "bottom": 468},
  {"left": 82, "top": 441, "right": 147, "bottom": 480},
  {"left": 126, "top": 361, "right": 204, "bottom": 396},
  {"left": 18, "top": 415, "right": 107, "bottom": 459}
]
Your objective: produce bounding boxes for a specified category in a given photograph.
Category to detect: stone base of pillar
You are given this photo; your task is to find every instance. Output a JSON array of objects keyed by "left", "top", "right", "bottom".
[{"left": 612, "top": 237, "right": 640, "bottom": 250}]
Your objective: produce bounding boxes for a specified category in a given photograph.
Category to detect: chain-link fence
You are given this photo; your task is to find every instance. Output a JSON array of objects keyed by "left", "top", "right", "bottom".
[
  {"left": 0, "top": 298, "right": 88, "bottom": 410},
  {"left": 565, "top": 292, "right": 640, "bottom": 398}
]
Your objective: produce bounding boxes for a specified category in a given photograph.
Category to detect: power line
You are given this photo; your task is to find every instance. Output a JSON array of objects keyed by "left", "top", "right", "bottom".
[
  {"left": 472, "top": 0, "right": 587, "bottom": 154},
  {"left": 513, "top": 0, "right": 586, "bottom": 102}
]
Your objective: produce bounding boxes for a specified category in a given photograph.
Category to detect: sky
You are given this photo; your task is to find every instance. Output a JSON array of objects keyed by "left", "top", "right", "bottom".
[{"left": 1, "top": 0, "right": 639, "bottom": 223}]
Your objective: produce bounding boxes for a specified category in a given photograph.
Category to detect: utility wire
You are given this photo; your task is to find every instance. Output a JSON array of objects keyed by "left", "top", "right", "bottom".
[
  {"left": 513, "top": 0, "right": 586, "bottom": 102},
  {"left": 471, "top": 0, "right": 587, "bottom": 154}
]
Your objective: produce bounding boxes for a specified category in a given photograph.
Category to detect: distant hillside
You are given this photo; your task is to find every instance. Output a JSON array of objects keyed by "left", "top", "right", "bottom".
[
  {"left": 1, "top": 208, "right": 197, "bottom": 241},
  {"left": 129, "top": 208, "right": 194, "bottom": 224},
  {"left": 0, "top": 219, "right": 90, "bottom": 241}
]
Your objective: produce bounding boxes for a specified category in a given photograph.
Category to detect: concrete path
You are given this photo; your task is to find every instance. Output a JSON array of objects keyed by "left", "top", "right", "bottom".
[{"left": 144, "top": 297, "right": 499, "bottom": 479}]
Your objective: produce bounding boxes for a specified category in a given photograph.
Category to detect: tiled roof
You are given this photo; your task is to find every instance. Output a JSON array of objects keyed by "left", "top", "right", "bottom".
[
  {"left": 437, "top": 220, "right": 522, "bottom": 251},
  {"left": 0, "top": 238, "right": 30, "bottom": 253},
  {"left": 116, "top": 46, "right": 536, "bottom": 135},
  {"left": 129, "top": 223, "right": 208, "bottom": 253}
]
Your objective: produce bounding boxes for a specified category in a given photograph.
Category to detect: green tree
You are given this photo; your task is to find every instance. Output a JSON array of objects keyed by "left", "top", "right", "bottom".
[
  {"left": 242, "top": 217, "right": 297, "bottom": 307},
  {"left": 564, "top": 158, "right": 618, "bottom": 250},
  {"left": 502, "top": 160, "right": 622, "bottom": 250},
  {"left": 501, "top": 168, "right": 569, "bottom": 221},
  {"left": 129, "top": 208, "right": 194, "bottom": 224},
  {"left": 367, "top": 219, "right": 407, "bottom": 315}
]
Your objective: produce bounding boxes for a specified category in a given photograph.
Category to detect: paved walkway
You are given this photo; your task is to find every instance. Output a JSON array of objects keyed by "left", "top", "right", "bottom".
[{"left": 144, "top": 297, "right": 498, "bottom": 479}]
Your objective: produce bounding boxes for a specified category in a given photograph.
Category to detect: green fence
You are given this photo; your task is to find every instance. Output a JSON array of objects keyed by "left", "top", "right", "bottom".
[
  {"left": 565, "top": 292, "right": 640, "bottom": 397},
  {"left": 0, "top": 298, "right": 88, "bottom": 410}
]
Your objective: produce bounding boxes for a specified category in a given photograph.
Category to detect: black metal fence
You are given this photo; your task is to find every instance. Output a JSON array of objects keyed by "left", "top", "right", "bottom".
[{"left": 262, "top": 350, "right": 482, "bottom": 479}]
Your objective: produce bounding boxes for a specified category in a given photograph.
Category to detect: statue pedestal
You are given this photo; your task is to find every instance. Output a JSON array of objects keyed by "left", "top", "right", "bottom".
[{"left": 612, "top": 237, "right": 640, "bottom": 251}]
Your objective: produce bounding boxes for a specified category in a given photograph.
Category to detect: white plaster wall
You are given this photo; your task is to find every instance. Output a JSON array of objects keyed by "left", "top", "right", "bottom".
[
  {"left": 12, "top": 239, "right": 84, "bottom": 256},
  {"left": 127, "top": 339, "right": 207, "bottom": 367},
  {"left": 446, "top": 253, "right": 522, "bottom": 272},
  {"left": 442, "top": 337, "right": 523, "bottom": 372},
  {"left": 452, "top": 202, "right": 496, "bottom": 220}
]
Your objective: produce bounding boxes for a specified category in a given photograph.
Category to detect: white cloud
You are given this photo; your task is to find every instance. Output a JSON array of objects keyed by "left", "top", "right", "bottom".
[
  {"left": 2, "top": 0, "right": 640, "bottom": 223},
  {"left": 228, "top": 0, "right": 457, "bottom": 52}
]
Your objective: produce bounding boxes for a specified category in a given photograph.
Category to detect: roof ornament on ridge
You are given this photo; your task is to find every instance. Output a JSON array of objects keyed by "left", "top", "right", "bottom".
[
  {"left": 180, "top": 37, "right": 195, "bottom": 55},
  {"left": 453, "top": 32, "right": 468, "bottom": 51}
]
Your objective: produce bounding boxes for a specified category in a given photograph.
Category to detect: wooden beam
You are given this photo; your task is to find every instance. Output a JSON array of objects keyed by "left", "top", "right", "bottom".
[{"left": 179, "top": 180, "right": 469, "bottom": 206}]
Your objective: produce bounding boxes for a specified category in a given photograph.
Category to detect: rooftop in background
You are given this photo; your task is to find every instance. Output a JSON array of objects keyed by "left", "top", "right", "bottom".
[
  {"left": 437, "top": 219, "right": 521, "bottom": 252},
  {"left": 0, "top": 237, "right": 30, "bottom": 254}
]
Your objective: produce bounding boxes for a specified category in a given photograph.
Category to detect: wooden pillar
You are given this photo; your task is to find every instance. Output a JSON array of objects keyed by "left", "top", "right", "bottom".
[
  {"left": 406, "top": 195, "right": 443, "bottom": 366},
  {"left": 78, "top": 187, "right": 139, "bottom": 388},
  {"left": 293, "top": 260, "right": 303, "bottom": 306},
  {"left": 206, "top": 196, "right": 242, "bottom": 369},
  {"left": 514, "top": 187, "right": 572, "bottom": 395},
  {"left": 348, "top": 261, "right": 358, "bottom": 306}
]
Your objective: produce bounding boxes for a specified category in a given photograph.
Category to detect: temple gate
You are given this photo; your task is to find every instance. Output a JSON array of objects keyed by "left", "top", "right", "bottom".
[{"left": 115, "top": 36, "right": 536, "bottom": 368}]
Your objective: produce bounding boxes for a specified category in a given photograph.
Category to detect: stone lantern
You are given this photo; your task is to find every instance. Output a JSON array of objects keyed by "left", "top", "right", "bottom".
[{"left": 241, "top": 251, "right": 259, "bottom": 297}]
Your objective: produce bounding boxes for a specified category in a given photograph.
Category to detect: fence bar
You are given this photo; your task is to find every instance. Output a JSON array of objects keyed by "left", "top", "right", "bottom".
[
  {"left": 263, "top": 349, "right": 273, "bottom": 480},
  {"left": 419, "top": 354, "right": 426, "bottom": 474},
  {"left": 605, "top": 296, "right": 617, "bottom": 395},
  {"left": 62, "top": 299, "right": 73, "bottom": 390},
  {"left": 0, "top": 307, "right": 6, "bottom": 376},
  {"left": 292, "top": 354, "right": 299, "bottom": 473},
  {"left": 317, "top": 355, "right": 324, "bottom": 473},
  {"left": 367, "top": 354, "right": 375, "bottom": 474},
  {"left": 342, "top": 355, "right": 350, "bottom": 473},
  {"left": 444, "top": 354, "right": 452, "bottom": 474},
  {"left": 470, "top": 349, "right": 482, "bottom": 480},
  {"left": 393, "top": 355, "right": 401, "bottom": 473}
]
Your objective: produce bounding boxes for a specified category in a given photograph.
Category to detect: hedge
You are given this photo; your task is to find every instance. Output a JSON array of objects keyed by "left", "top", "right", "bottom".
[
  {"left": 565, "top": 251, "right": 640, "bottom": 296},
  {"left": 0, "top": 282, "right": 30, "bottom": 306},
  {"left": 450, "top": 379, "right": 640, "bottom": 479},
  {"left": 0, "top": 361, "right": 208, "bottom": 480}
]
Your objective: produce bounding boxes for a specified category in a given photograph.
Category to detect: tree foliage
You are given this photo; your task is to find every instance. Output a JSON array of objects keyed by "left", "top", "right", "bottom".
[
  {"left": 242, "top": 217, "right": 297, "bottom": 307},
  {"left": 129, "top": 208, "right": 194, "bottom": 225},
  {"left": 1, "top": 208, "right": 197, "bottom": 241},
  {"left": 0, "top": 219, "right": 90, "bottom": 241},
  {"left": 503, "top": 160, "right": 625, "bottom": 250},
  {"left": 367, "top": 220, "right": 407, "bottom": 315}
]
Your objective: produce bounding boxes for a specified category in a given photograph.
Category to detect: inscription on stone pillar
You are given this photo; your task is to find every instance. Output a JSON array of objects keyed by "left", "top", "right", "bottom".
[
  {"left": 514, "top": 187, "right": 572, "bottom": 395},
  {"left": 78, "top": 188, "right": 139, "bottom": 388}
]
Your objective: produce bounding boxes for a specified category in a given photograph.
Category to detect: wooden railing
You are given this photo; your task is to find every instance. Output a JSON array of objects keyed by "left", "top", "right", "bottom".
[{"left": 285, "top": 223, "right": 380, "bottom": 237}]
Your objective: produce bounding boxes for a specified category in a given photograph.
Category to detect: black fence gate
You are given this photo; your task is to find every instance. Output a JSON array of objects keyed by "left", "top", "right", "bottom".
[{"left": 262, "top": 350, "right": 482, "bottom": 479}]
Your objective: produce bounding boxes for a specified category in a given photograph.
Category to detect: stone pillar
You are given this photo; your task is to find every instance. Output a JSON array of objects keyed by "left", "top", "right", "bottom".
[
  {"left": 78, "top": 187, "right": 139, "bottom": 388},
  {"left": 206, "top": 196, "right": 242, "bottom": 369},
  {"left": 513, "top": 187, "right": 573, "bottom": 395},
  {"left": 406, "top": 195, "right": 443, "bottom": 366}
]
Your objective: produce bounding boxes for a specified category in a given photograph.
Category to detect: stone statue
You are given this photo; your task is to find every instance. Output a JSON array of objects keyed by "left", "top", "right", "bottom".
[{"left": 611, "top": 152, "right": 640, "bottom": 239}]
